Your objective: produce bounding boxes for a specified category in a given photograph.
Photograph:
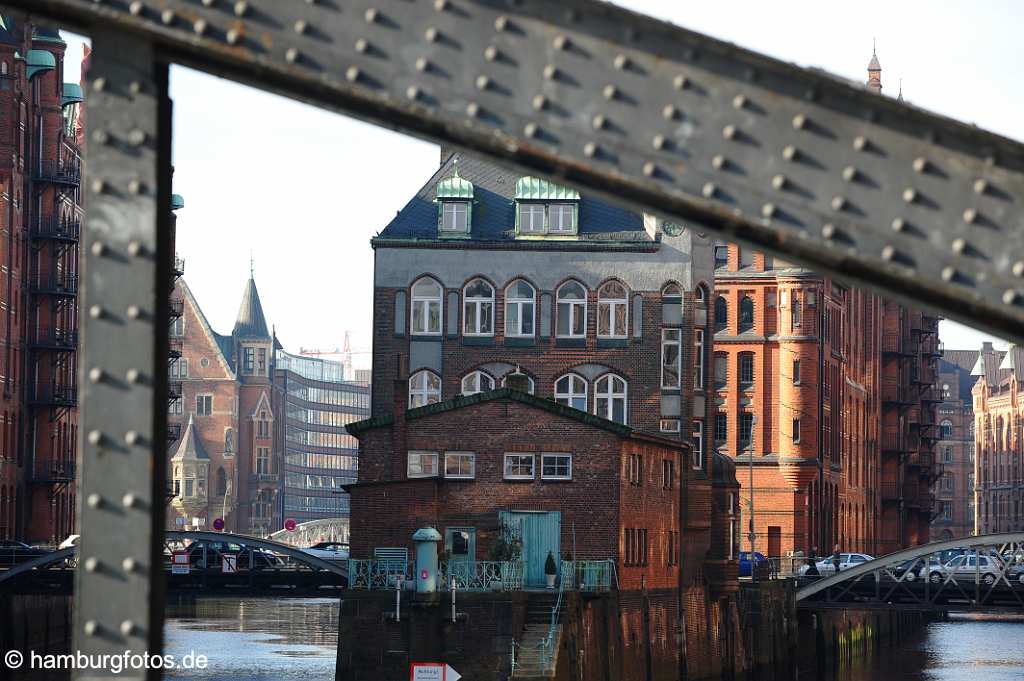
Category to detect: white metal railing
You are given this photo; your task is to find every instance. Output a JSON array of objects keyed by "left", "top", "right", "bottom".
[
  {"left": 440, "top": 560, "right": 524, "bottom": 591},
  {"left": 560, "top": 559, "right": 614, "bottom": 591},
  {"left": 347, "top": 558, "right": 413, "bottom": 589}
]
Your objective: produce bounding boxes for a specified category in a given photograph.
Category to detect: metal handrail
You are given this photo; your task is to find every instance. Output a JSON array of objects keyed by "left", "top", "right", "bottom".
[{"left": 539, "top": 565, "right": 567, "bottom": 673}]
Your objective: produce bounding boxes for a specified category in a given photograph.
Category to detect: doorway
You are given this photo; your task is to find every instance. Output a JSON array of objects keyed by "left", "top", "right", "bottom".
[{"left": 499, "top": 511, "right": 560, "bottom": 587}]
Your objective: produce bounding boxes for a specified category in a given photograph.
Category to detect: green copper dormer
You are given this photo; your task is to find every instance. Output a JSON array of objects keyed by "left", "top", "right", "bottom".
[
  {"left": 26, "top": 49, "right": 55, "bottom": 80},
  {"left": 32, "top": 27, "right": 65, "bottom": 45},
  {"left": 62, "top": 83, "right": 83, "bottom": 107},
  {"left": 171, "top": 194, "right": 185, "bottom": 211},
  {"left": 514, "top": 176, "right": 580, "bottom": 238},
  {"left": 435, "top": 160, "right": 473, "bottom": 238}
]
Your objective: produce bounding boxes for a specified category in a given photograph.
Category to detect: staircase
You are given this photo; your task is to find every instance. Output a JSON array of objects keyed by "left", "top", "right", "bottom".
[{"left": 513, "top": 592, "right": 562, "bottom": 679}]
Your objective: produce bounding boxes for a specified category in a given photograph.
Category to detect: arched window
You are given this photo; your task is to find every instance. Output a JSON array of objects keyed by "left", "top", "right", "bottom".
[
  {"left": 411, "top": 277, "right": 443, "bottom": 335},
  {"left": 598, "top": 281, "right": 628, "bottom": 338},
  {"left": 556, "top": 281, "right": 587, "bottom": 338},
  {"left": 501, "top": 372, "right": 536, "bottom": 394},
  {"left": 409, "top": 370, "right": 442, "bottom": 407},
  {"left": 739, "top": 296, "right": 754, "bottom": 333},
  {"left": 554, "top": 374, "right": 587, "bottom": 411},
  {"left": 505, "top": 279, "right": 536, "bottom": 337},
  {"left": 661, "top": 282, "right": 682, "bottom": 298},
  {"left": 940, "top": 419, "right": 953, "bottom": 440},
  {"left": 460, "top": 370, "right": 495, "bottom": 395},
  {"left": 463, "top": 278, "right": 495, "bottom": 336},
  {"left": 594, "top": 374, "right": 628, "bottom": 424},
  {"left": 224, "top": 428, "right": 233, "bottom": 453},
  {"left": 695, "top": 283, "right": 708, "bottom": 305},
  {"left": 216, "top": 467, "right": 227, "bottom": 496},
  {"left": 714, "top": 296, "right": 728, "bottom": 332}
]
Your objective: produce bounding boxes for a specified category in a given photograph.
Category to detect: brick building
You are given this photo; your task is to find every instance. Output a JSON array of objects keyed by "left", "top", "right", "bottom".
[
  {"left": 929, "top": 351, "right": 978, "bottom": 539},
  {"left": 969, "top": 343, "right": 1024, "bottom": 534},
  {"left": 0, "top": 21, "right": 84, "bottom": 544}
]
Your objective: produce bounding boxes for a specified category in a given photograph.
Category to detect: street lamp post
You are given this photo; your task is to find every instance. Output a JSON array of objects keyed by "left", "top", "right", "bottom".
[{"left": 749, "top": 415, "right": 757, "bottom": 582}]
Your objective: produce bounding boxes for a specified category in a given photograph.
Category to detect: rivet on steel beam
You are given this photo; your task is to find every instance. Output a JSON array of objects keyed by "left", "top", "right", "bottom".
[
  {"left": 722, "top": 125, "right": 737, "bottom": 140},
  {"left": 902, "top": 188, "right": 918, "bottom": 204},
  {"left": 592, "top": 115, "right": 607, "bottom": 130},
  {"left": 120, "top": 620, "right": 137, "bottom": 637},
  {"left": 345, "top": 66, "right": 361, "bottom": 83},
  {"left": 963, "top": 208, "right": 978, "bottom": 224},
  {"left": 92, "top": 129, "right": 110, "bottom": 145},
  {"left": 652, "top": 135, "right": 667, "bottom": 150},
  {"left": 125, "top": 431, "right": 140, "bottom": 446},
  {"left": 1013, "top": 261, "right": 1024, "bottom": 277},
  {"left": 673, "top": 74, "right": 690, "bottom": 90},
  {"left": 771, "top": 174, "right": 787, "bottom": 190},
  {"left": 126, "top": 305, "right": 142, "bottom": 319},
  {"left": 127, "top": 240, "right": 143, "bottom": 256},
  {"left": 891, "top": 218, "right": 906, "bottom": 233},
  {"left": 642, "top": 162, "right": 657, "bottom": 177},
  {"left": 881, "top": 246, "right": 896, "bottom": 261},
  {"left": 202, "top": 0, "right": 217, "bottom": 7},
  {"left": 434, "top": 0, "right": 450, "bottom": 9},
  {"left": 711, "top": 154, "right": 725, "bottom": 170},
  {"left": 476, "top": 75, "right": 492, "bottom": 91},
  {"left": 821, "top": 224, "right": 836, "bottom": 240},
  {"left": 782, "top": 145, "right": 799, "bottom": 161},
  {"left": 425, "top": 27, "right": 439, "bottom": 43},
  {"left": 761, "top": 203, "right": 776, "bottom": 219},
  {"left": 951, "top": 238, "right": 967, "bottom": 255},
  {"left": 129, "top": 81, "right": 143, "bottom": 95},
  {"left": 129, "top": 1, "right": 143, "bottom": 16},
  {"left": 603, "top": 85, "right": 619, "bottom": 100},
  {"left": 484, "top": 46, "right": 499, "bottom": 62},
  {"left": 702, "top": 183, "right": 717, "bottom": 198},
  {"left": 732, "top": 94, "right": 748, "bottom": 110},
  {"left": 842, "top": 166, "right": 858, "bottom": 182},
  {"left": 194, "top": 19, "right": 208, "bottom": 36},
  {"left": 87, "top": 430, "right": 103, "bottom": 445},
  {"left": 91, "top": 241, "right": 107, "bottom": 257},
  {"left": 92, "top": 179, "right": 107, "bottom": 194},
  {"left": 406, "top": 86, "right": 420, "bottom": 101},
  {"left": 805, "top": 87, "right": 820, "bottom": 102},
  {"left": 553, "top": 35, "right": 570, "bottom": 50},
  {"left": 852, "top": 136, "right": 868, "bottom": 151},
  {"left": 88, "top": 368, "right": 105, "bottom": 384},
  {"left": 543, "top": 64, "right": 559, "bottom": 81},
  {"left": 234, "top": 1, "right": 249, "bottom": 17},
  {"left": 93, "top": 77, "right": 106, "bottom": 92},
  {"left": 532, "top": 95, "right": 547, "bottom": 111},
  {"left": 128, "top": 179, "right": 143, "bottom": 195},
  {"left": 125, "top": 368, "right": 142, "bottom": 384},
  {"left": 84, "top": 557, "right": 100, "bottom": 572},
  {"left": 295, "top": 20, "right": 308, "bottom": 35},
  {"left": 913, "top": 157, "right": 929, "bottom": 173},
  {"left": 565, "top": 8, "right": 580, "bottom": 22},
  {"left": 524, "top": 123, "right": 538, "bottom": 138},
  {"left": 792, "top": 114, "right": 807, "bottom": 130},
  {"left": 285, "top": 48, "right": 300, "bottom": 64},
  {"left": 1004, "top": 290, "right": 1021, "bottom": 305},
  {"left": 227, "top": 29, "right": 241, "bottom": 45},
  {"left": 355, "top": 38, "right": 369, "bottom": 53},
  {"left": 583, "top": 143, "right": 598, "bottom": 158},
  {"left": 87, "top": 493, "right": 103, "bottom": 509},
  {"left": 494, "top": 15, "right": 509, "bottom": 31},
  {"left": 744, "top": 68, "right": 758, "bottom": 82},
  {"left": 415, "top": 58, "right": 430, "bottom": 73},
  {"left": 613, "top": 54, "right": 630, "bottom": 70},
  {"left": 941, "top": 266, "right": 957, "bottom": 282},
  {"left": 974, "top": 179, "right": 990, "bottom": 195},
  {"left": 123, "top": 493, "right": 141, "bottom": 509},
  {"left": 122, "top": 557, "right": 138, "bottom": 572},
  {"left": 84, "top": 621, "right": 99, "bottom": 637},
  {"left": 831, "top": 196, "right": 847, "bottom": 211},
  {"left": 89, "top": 305, "right": 105, "bottom": 320},
  {"left": 161, "top": 9, "right": 175, "bottom": 25},
  {"left": 466, "top": 102, "right": 480, "bottom": 118}
]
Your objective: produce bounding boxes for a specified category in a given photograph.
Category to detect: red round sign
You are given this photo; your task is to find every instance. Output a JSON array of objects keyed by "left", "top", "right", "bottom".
[
  {"left": 212, "top": 517, "right": 224, "bottom": 531},
  {"left": 284, "top": 518, "right": 297, "bottom": 532},
  {"left": 421, "top": 569, "right": 428, "bottom": 580}
]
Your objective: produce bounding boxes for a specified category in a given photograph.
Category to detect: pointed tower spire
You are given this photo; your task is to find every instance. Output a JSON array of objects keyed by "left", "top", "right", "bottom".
[
  {"left": 233, "top": 275, "right": 270, "bottom": 339},
  {"left": 999, "top": 344, "right": 1016, "bottom": 371},
  {"left": 867, "top": 40, "right": 882, "bottom": 94},
  {"left": 172, "top": 414, "right": 210, "bottom": 461},
  {"left": 897, "top": 78, "right": 904, "bottom": 103},
  {"left": 970, "top": 347, "right": 987, "bottom": 377}
]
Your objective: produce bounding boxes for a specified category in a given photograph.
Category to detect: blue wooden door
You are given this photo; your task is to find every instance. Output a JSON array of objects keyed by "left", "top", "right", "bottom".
[{"left": 501, "top": 511, "right": 560, "bottom": 587}]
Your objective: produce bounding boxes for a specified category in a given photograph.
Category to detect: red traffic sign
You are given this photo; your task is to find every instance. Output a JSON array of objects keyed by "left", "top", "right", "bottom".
[
  {"left": 212, "top": 517, "right": 225, "bottom": 531},
  {"left": 284, "top": 518, "right": 297, "bottom": 532},
  {"left": 421, "top": 569, "right": 429, "bottom": 580}
]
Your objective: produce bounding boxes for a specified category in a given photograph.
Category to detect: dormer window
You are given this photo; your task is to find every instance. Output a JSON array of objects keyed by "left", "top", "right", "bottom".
[
  {"left": 435, "top": 160, "right": 474, "bottom": 237},
  {"left": 515, "top": 176, "right": 580, "bottom": 237},
  {"left": 519, "top": 203, "right": 546, "bottom": 234},
  {"left": 440, "top": 201, "right": 470, "bottom": 233},
  {"left": 549, "top": 203, "right": 576, "bottom": 233}
]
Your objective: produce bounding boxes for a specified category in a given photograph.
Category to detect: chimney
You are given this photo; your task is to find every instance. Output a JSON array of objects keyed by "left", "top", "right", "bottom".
[
  {"left": 392, "top": 354, "right": 409, "bottom": 480},
  {"left": 505, "top": 368, "right": 531, "bottom": 393},
  {"left": 982, "top": 342, "right": 994, "bottom": 352}
]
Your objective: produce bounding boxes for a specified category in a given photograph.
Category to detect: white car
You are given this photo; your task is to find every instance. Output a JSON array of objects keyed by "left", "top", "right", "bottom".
[
  {"left": 799, "top": 552, "right": 875, "bottom": 576},
  {"left": 926, "top": 554, "right": 1003, "bottom": 585},
  {"left": 302, "top": 541, "right": 349, "bottom": 562}
]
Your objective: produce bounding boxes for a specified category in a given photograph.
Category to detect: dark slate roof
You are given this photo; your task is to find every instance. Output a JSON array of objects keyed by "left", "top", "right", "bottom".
[
  {"left": 0, "top": 15, "right": 19, "bottom": 45},
  {"left": 171, "top": 415, "right": 209, "bottom": 460},
  {"left": 213, "top": 332, "right": 235, "bottom": 370},
  {"left": 942, "top": 349, "right": 981, "bottom": 373},
  {"left": 232, "top": 278, "right": 270, "bottom": 339},
  {"left": 374, "top": 153, "right": 650, "bottom": 244},
  {"left": 938, "top": 358, "right": 978, "bottom": 403}
]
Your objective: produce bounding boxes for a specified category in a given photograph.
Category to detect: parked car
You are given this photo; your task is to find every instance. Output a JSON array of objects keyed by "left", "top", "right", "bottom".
[
  {"left": 302, "top": 542, "right": 349, "bottom": 562},
  {"left": 0, "top": 540, "right": 49, "bottom": 566},
  {"left": 891, "top": 556, "right": 943, "bottom": 582},
  {"left": 184, "top": 540, "right": 283, "bottom": 570},
  {"left": 738, "top": 551, "right": 768, "bottom": 577},
  {"left": 925, "top": 553, "right": 1003, "bottom": 585},
  {"left": 798, "top": 553, "right": 875, "bottom": 577}
]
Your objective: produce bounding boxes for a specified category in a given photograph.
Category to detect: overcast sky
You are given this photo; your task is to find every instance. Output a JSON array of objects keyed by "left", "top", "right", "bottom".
[{"left": 61, "top": 0, "right": 1023, "bottom": 367}]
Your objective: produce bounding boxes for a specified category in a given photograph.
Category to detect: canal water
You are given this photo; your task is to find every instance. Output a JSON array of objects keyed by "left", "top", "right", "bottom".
[{"left": 164, "top": 598, "right": 1024, "bottom": 680}]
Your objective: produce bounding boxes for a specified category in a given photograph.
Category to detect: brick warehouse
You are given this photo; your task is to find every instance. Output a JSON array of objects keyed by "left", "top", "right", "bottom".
[
  {"left": 345, "top": 151, "right": 743, "bottom": 679},
  {"left": 0, "top": 20, "right": 84, "bottom": 544}
]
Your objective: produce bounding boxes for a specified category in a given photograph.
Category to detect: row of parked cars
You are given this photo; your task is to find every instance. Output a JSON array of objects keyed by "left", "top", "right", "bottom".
[{"left": 791, "top": 548, "right": 1024, "bottom": 585}]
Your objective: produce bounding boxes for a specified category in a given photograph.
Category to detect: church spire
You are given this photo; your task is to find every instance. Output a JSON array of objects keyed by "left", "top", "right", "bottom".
[
  {"left": 867, "top": 39, "right": 882, "bottom": 94},
  {"left": 233, "top": 274, "right": 270, "bottom": 340}
]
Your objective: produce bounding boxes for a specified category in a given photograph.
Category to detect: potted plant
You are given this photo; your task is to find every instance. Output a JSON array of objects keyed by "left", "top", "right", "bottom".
[{"left": 544, "top": 551, "right": 558, "bottom": 589}]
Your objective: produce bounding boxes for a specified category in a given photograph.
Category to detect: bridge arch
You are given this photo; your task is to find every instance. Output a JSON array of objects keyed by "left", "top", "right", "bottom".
[{"left": 267, "top": 518, "right": 350, "bottom": 546}]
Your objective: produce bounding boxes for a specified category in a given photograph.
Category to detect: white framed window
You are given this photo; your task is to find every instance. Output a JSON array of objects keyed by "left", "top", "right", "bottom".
[
  {"left": 411, "top": 277, "right": 443, "bottom": 335},
  {"left": 463, "top": 278, "right": 495, "bottom": 335},
  {"left": 692, "top": 421, "right": 704, "bottom": 469},
  {"left": 505, "top": 279, "right": 536, "bottom": 337},
  {"left": 518, "top": 203, "right": 546, "bottom": 233},
  {"left": 541, "top": 453, "right": 572, "bottom": 480},
  {"left": 556, "top": 280, "right": 587, "bottom": 338},
  {"left": 661, "top": 282, "right": 682, "bottom": 298},
  {"left": 504, "top": 453, "right": 535, "bottom": 480},
  {"left": 501, "top": 373, "right": 535, "bottom": 394},
  {"left": 460, "top": 370, "right": 494, "bottom": 396},
  {"left": 660, "top": 418, "right": 681, "bottom": 433},
  {"left": 549, "top": 203, "right": 576, "bottom": 234},
  {"left": 554, "top": 374, "right": 587, "bottom": 411},
  {"left": 409, "top": 370, "right": 442, "bottom": 407},
  {"left": 170, "top": 358, "right": 189, "bottom": 379},
  {"left": 694, "top": 329, "right": 705, "bottom": 390},
  {"left": 440, "top": 201, "right": 469, "bottom": 233},
  {"left": 170, "top": 316, "right": 185, "bottom": 337},
  {"left": 255, "top": 447, "right": 270, "bottom": 475},
  {"left": 408, "top": 451, "right": 439, "bottom": 478},
  {"left": 597, "top": 281, "right": 628, "bottom": 338},
  {"left": 595, "top": 374, "right": 627, "bottom": 424},
  {"left": 444, "top": 451, "right": 475, "bottom": 479},
  {"left": 661, "top": 329, "right": 681, "bottom": 389}
]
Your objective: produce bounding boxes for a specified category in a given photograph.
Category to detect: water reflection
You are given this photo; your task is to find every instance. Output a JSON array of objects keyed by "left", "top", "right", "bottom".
[{"left": 165, "top": 597, "right": 338, "bottom": 680}]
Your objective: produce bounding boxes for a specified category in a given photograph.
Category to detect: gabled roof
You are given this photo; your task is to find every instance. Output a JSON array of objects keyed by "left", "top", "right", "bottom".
[
  {"left": 233, "top": 278, "right": 270, "bottom": 340},
  {"left": 374, "top": 153, "right": 648, "bottom": 245},
  {"left": 178, "top": 279, "right": 235, "bottom": 377},
  {"left": 171, "top": 415, "right": 209, "bottom": 461}
]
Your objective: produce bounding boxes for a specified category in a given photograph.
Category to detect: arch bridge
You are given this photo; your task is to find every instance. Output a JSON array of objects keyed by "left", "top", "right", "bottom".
[
  {"left": 266, "top": 518, "right": 350, "bottom": 548},
  {"left": 796, "top": 532, "right": 1024, "bottom": 613},
  {"left": 0, "top": 531, "right": 348, "bottom": 596}
]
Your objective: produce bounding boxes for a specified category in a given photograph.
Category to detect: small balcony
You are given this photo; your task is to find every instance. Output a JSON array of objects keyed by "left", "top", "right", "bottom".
[
  {"left": 250, "top": 473, "right": 279, "bottom": 485},
  {"left": 31, "top": 383, "right": 78, "bottom": 407},
  {"left": 30, "top": 329, "right": 78, "bottom": 351},
  {"left": 31, "top": 273, "right": 78, "bottom": 297},
  {"left": 33, "top": 159, "right": 81, "bottom": 186},
  {"left": 172, "top": 255, "right": 185, "bottom": 279},
  {"left": 913, "top": 365, "right": 936, "bottom": 385},
  {"left": 30, "top": 215, "right": 81, "bottom": 242},
  {"left": 168, "top": 381, "right": 182, "bottom": 401},
  {"left": 168, "top": 337, "right": 183, "bottom": 359},
  {"left": 32, "top": 459, "right": 76, "bottom": 484}
]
